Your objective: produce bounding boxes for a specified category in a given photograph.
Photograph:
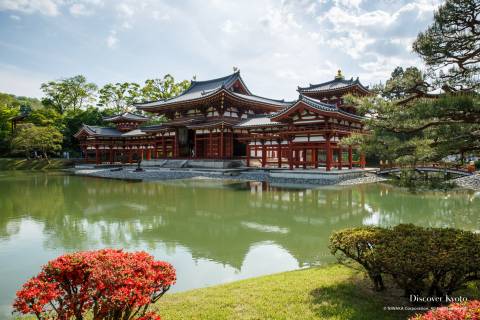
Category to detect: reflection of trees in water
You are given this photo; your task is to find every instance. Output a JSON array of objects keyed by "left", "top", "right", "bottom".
[
  {"left": 1, "top": 173, "right": 479, "bottom": 270},
  {"left": 360, "top": 186, "right": 480, "bottom": 230}
]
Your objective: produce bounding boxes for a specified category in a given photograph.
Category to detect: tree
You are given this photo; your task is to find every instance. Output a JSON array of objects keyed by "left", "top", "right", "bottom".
[
  {"left": 13, "top": 249, "right": 175, "bottom": 320},
  {"left": 41, "top": 75, "right": 97, "bottom": 114},
  {"left": 98, "top": 82, "right": 141, "bottom": 112},
  {"left": 12, "top": 124, "right": 63, "bottom": 159},
  {"left": 141, "top": 75, "right": 190, "bottom": 102},
  {"left": 343, "top": 0, "right": 480, "bottom": 166},
  {"left": 413, "top": 0, "right": 480, "bottom": 92}
]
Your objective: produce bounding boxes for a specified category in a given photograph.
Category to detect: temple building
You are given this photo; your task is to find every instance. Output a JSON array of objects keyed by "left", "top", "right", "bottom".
[{"left": 75, "top": 70, "right": 369, "bottom": 170}]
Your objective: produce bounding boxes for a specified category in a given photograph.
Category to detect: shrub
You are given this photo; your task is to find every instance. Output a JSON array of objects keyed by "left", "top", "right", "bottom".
[
  {"left": 410, "top": 300, "right": 480, "bottom": 320},
  {"left": 13, "top": 249, "right": 176, "bottom": 320},
  {"left": 329, "top": 225, "right": 480, "bottom": 299},
  {"left": 329, "top": 226, "right": 387, "bottom": 291}
]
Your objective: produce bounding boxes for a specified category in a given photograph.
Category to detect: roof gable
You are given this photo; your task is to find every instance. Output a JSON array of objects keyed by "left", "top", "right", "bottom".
[
  {"left": 270, "top": 95, "right": 363, "bottom": 122},
  {"left": 297, "top": 71, "right": 370, "bottom": 95},
  {"left": 103, "top": 112, "right": 148, "bottom": 122},
  {"left": 135, "top": 71, "right": 253, "bottom": 109}
]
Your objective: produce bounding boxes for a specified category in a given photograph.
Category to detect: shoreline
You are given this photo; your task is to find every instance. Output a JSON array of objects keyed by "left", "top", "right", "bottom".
[{"left": 72, "top": 166, "right": 387, "bottom": 187}]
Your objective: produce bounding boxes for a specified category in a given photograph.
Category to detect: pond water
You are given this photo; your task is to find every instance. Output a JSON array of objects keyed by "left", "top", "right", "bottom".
[{"left": 1, "top": 171, "right": 480, "bottom": 318}]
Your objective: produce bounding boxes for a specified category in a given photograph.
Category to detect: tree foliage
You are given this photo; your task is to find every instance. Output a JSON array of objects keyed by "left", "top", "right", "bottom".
[
  {"left": 11, "top": 124, "right": 63, "bottom": 159},
  {"left": 98, "top": 82, "right": 141, "bottom": 112},
  {"left": 141, "top": 75, "right": 190, "bottom": 102},
  {"left": 343, "top": 0, "right": 480, "bottom": 165},
  {"left": 41, "top": 75, "right": 97, "bottom": 114},
  {"left": 0, "top": 73, "right": 189, "bottom": 156},
  {"left": 413, "top": 0, "right": 480, "bottom": 92}
]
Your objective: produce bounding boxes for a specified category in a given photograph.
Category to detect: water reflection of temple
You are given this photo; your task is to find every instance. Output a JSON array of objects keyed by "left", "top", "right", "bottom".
[{"left": 1, "top": 173, "right": 479, "bottom": 270}]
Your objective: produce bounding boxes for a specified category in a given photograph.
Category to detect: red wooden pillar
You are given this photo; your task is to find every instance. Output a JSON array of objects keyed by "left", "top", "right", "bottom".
[
  {"left": 303, "top": 148, "right": 307, "bottom": 169},
  {"left": 326, "top": 136, "right": 332, "bottom": 171},
  {"left": 95, "top": 145, "right": 100, "bottom": 165},
  {"left": 288, "top": 139, "right": 293, "bottom": 170},
  {"left": 84, "top": 146, "right": 88, "bottom": 162},
  {"left": 313, "top": 148, "right": 318, "bottom": 168},
  {"left": 338, "top": 146, "right": 343, "bottom": 170},
  {"left": 162, "top": 136, "right": 166, "bottom": 158},
  {"left": 229, "top": 131, "right": 233, "bottom": 159},
  {"left": 348, "top": 146, "right": 353, "bottom": 169},
  {"left": 153, "top": 144, "right": 158, "bottom": 159},
  {"left": 277, "top": 140, "right": 282, "bottom": 168},
  {"left": 246, "top": 141, "right": 251, "bottom": 167},
  {"left": 173, "top": 133, "right": 178, "bottom": 158},
  {"left": 146, "top": 148, "right": 151, "bottom": 160},
  {"left": 295, "top": 150, "right": 300, "bottom": 168},
  {"left": 128, "top": 148, "right": 133, "bottom": 164},
  {"left": 109, "top": 146, "right": 113, "bottom": 164},
  {"left": 220, "top": 128, "right": 224, "bottom": 159},
  {"left": 208, "top": 130, "right": 213, "bottom": 158},
  {"left": 261, "top": 140, "right": 266, "bottom": 168}
]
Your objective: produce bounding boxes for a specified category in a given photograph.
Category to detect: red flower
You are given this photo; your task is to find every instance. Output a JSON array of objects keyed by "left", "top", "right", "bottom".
[
  {"left": 12, "top": 249, "right": 175, "bottom": 320},
  {"left": 411, "top": 300, "right": 480, "bottom": 320}
]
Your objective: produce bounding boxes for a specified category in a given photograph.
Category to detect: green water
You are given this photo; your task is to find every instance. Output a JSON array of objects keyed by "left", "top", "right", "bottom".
[{"left": 0, "top": 171, "right": 479, "bottom": 318}]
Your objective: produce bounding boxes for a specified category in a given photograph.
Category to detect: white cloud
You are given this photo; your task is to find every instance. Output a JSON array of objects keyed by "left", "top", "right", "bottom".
[
  {"left": 69, "top": 3, "right": 91, "bottom": 16},
  {"left": 0, "top": 0, "right": 444, "bottom": 100},
  {"left": 116, "top": 2, "right": 134, "bottom": 17},
  {"left": 152, "top": 10, "right": 169, "bottom": 21},
  {"left": 0, "top": 0, "right": 62, "bottom": 16},
  {"left": 10, "top": 14, "right": 20, "bottom": 20},
  {"left": 106, "top": 30, "right": 118, "bottom": 48},
  {"left": 221, "top": 20, "right": 242, "bottom": 34}
]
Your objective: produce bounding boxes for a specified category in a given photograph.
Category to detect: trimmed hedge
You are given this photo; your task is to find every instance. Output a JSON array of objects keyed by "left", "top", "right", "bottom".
[{"left": 329, "top": 224, "right": 480, "bottom": 298}]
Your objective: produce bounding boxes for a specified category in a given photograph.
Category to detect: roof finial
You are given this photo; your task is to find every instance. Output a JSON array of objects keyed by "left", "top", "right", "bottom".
[
  {"left": 335, "top": 69, "right": 344, "bottom": 80},
  {"left": 233, "top": 66, "right": 239, "bottom": 73}
]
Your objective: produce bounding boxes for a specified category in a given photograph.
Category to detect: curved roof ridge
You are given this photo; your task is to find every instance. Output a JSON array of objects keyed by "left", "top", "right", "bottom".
[
  {"left": 231, "top": 91, "right": 294, "bottom": 104},
  {"left": 297, "top": 75, "right": 369, "bottom": 93}
]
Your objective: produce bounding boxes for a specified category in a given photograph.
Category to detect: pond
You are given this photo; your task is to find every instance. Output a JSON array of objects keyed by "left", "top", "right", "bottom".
[{"left": 0, "top": 171, "right": 479, "bottom": 318}]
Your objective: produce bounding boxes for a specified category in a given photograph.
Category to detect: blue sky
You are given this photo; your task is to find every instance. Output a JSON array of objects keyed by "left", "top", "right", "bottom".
[{"left": 0, "top": 0, "right": 442, "bottom": 100}]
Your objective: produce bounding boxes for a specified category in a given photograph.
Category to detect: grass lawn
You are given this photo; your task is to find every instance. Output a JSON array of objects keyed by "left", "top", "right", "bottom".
[
  {"left": 0, "top": 158, "right": 73, "bottom": 170},
  {"left": 153, "top": 264, "right": 414, "bottom": 320}
]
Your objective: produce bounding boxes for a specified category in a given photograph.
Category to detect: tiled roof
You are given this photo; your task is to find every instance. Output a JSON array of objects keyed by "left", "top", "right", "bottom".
[
  {"left": 298, "top": 76, "right": 369, "bottom": 94},
  {"left": 187, "top": 119, "right": 240, "bottom": 129},
  {"left": 271, "top": 95, "right": 364, "bottom": 120},
  {"left": 103, "top": 112, "right": 149, "bottom": 122},
  {"left": 229, "top": 91, "right": 293, "bottom": 108},
  {"left": 74, "top": 125, "right": 147, "bottom": 138},
  {"left": 136, "top": 71, "right": 251, "bottom": 108},
  {"left": 234, "top": 116, "right": 280, "bottom": 128}
]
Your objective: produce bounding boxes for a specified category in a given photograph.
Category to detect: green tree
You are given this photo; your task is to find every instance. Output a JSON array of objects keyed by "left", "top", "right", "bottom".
[
  {"left": 41, "top": 75, "right": 97, "bottom": 114},
  {"left": 141, "top": 75, "right": 190, "bottom": 101},
  {"left": 12, "top": 124, "right": 63, "bottom": 159},
  {"left": 343, "top": 0, "right": 480, "bottom": 166},
  {"left": 413, "top": 0, "right": 480, "bottom": 92},
  {"left": 98, "top": 82, "right": 141, "bottom": 112}
]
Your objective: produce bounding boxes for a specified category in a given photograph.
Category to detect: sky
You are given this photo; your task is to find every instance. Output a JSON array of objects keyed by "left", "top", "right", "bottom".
[{"left": 0, "top": 0, "right": 442, "bottom": 100}]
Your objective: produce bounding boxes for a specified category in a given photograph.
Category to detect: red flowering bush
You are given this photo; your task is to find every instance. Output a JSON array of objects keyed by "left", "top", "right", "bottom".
[
  {"left": 13, "top": 249, "right": 175, "bottom": 320},
  {"left": 410, "top": 300, "right": 480, "bottom": 320}
]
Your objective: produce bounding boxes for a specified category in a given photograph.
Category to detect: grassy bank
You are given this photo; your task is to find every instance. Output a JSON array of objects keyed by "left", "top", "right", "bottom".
[
  {"left": 154, "top": 264, "right": 413, "bottom": 320},
  {"left": 0, "top": 158, "right": 74, "bottom": 170}
]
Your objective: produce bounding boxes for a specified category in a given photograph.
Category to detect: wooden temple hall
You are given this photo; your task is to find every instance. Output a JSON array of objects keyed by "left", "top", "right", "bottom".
[{"left": 75, "top": 70, "right": 369, "bottom": 170}]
